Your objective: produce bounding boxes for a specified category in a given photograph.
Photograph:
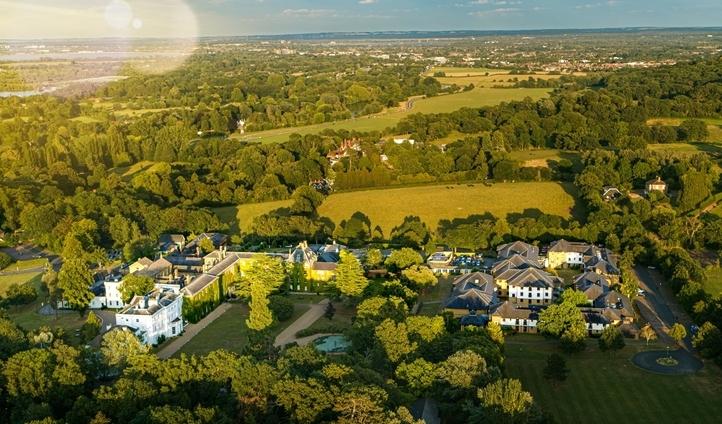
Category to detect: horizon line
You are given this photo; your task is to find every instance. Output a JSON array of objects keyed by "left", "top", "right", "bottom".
[{"left": 2, "top": 25, "right": 722, "bottom": 42}]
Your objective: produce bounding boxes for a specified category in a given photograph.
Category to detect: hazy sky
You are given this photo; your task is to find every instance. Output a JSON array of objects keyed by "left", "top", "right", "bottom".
[{"left": 2, "top": 0, "right": 722, "bottom": 39}]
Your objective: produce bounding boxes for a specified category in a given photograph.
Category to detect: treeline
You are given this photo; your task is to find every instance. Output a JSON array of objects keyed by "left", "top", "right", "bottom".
[{"left": 0, "top": 292, "right": 549, "bottom": 424}]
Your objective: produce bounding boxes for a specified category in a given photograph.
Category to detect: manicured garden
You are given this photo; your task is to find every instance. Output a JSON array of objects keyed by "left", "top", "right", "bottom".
[
  {"left": 504, "top": 335, "right": 722, "bottom": 424},
  {"left": 176, "top": 302, "right": 310, "bottom": 357}
]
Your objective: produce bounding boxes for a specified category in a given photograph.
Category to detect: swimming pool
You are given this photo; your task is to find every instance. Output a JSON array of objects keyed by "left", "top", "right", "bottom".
[{"left": 313, "top": 335, "right": 351, "bottom": 353}]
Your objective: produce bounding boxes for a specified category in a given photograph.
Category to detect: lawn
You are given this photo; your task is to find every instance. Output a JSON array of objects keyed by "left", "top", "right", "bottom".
[
  {"left": 230, "top": 87, "right": 551, "bottom": 144},
  {"left": 505, "top": 335, "right": 722, "bottom": 424},
  {"left": 1, "top": 257, "right": 48, "bottom": 272},
  {"left": 176, "top": 302, "right": 310, "bottom": 357},
  {"left": 214, "top": 200, "right": 293, "bottom": 233},
  {"left": 0, "top": 258, "right": 47, "bottom": 295},
  {"left": 222, "top": 182, "right": 578, "bottom": 236},
  {"left": 4, "top": 274, "right": 88, "bottom": 338},
  {"left": 702, "top": 267, "right": 722, "bottom": 297},
  {"left": 316, "top": 182, "right": 578, "bottom": 235},
  {"left": 301, "top": 302, "right": 355, "bottom": 336},
  {"left": 647, "top": 143, "right": 722, "bottom": 155}
]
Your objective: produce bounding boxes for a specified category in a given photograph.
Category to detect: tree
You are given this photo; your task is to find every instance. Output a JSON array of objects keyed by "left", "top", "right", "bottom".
[
  {"left": 560, "top": 289, "right": 589, "bottom": 306},
  {"left": 668, "top": 323, "right": 687, "bottom": 345},
  {"left": 290, "top": 185, "right": 325, "bottom": 215},
  {"left": 678, "top": 171, "right": 712, "bottom": 212},
  {"left": 374, "top": 319, "right": 416, "bottom": 364},
  {"left": 640, "top": 324, "right": 657, "bottom": 346},
  {"left": 384, "top": 248, "right": 423, "bottom": 271},
  {"left": 0, "top": 317, "right": 28, "bottom": 360},
  {"left": 620, "top": 269, "right": 640, "bottom": 301},
  {"left": 81, "top": 311, "right": 102, "bottom": 342},
  {"left": 475, "top": 379, "right": 534, "bottom": 423},
  {"left": 364, "top": 248, "right": 383, "bottom": 269},
  {"left": 599, "top": 326, "right": 625, "bottom": 352},
  {"left": 436, "top": 350, "right": 488, "bottom": 389},
  {"left": 401, "top": 266, "right": 437, "bottom": 291},
  {"left": 2, "top": 348, "right": 54, "bottom": 400},
  {"left": 100, "top": 328, "right": 150, "bottom": 368},
  {"left": 324, "top": 301, "right": 336, "bottom": 320},
  {"left": 269, "top": 296, "right": 294, "bottom": 321},
  {"left": 692, "top": 322, "right": 722, "bottom": 359},
  {"left": 57, "top": 258, "right": 94, "bottom": 311},
  {"left": 487, "top": 321, "right": 505, "bottom": 345},
  {"left": 537, "top": 299, "right": 587, "bottom": 351},
  {"left": 243, "top": 255, "right": 285, "bottom": 331},
  {"left": 395, "top": 358, "right": 437, "bottom": 395},
  {"left": 543, "top": 353, "right": 568, "bottom": 382},
  {"left": 334, "top": 250, "right": 368, "bottom": 298},
  {"left": 123, "top": 237, "right": 155, "bottom": 262},
  {"left": 119, "top": 274, "right": 155, "bottom": 303},
  {"left": 198, "top": 237, "right": 215, "bottom": 255}
]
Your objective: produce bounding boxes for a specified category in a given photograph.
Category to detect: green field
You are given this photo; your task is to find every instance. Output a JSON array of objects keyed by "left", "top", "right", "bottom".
[
  {"left": 647, "top": 143, "right": 722, "bottom": 155},
  {"left": 316, "top": 182, "right": 577, "bottom": 235},
  {"left": 220, "top": 182, "right": 578, "bottom": 235},
  {"left": 505, "top": 335, "right": 722, "bottom": 424},
  {"left": 177, "top": 302, "right": 309, "bottom": 357},
  {"left": 426, "top": 67, "right": 581, "bottom": 89},
  {"left": 0, "top": 258, "right": 47, "bottom": 295},
  {"left": 231, "top": 87, "right": 551, "bottom": 144},
  {"left": 702, "top": 267, "right": 722, "bottom": 297}
]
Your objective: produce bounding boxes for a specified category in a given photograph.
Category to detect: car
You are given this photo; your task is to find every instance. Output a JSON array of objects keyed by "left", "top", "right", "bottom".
[
  {"left": 637, "top": 289, "right": 647, "bottom": 296},
  {"left": 647, "top": 266, "right": 656, "bottom": 269}
]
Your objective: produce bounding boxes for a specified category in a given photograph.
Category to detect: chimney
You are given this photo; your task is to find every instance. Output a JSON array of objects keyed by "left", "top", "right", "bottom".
[{"left": 143, "top": 295, "right": 149, "bottom": 309}]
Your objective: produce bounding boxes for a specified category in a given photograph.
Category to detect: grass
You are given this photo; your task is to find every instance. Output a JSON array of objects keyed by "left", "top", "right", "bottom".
[
  {"left": 176, "top": 302, "right": 310, "bottom": 357},
  {"left": 554, "top": 268, "right": 581, "bottom": 287},
  {"left": 505, "top": 334, "right": 722, "bottom": 424},
  {"left": 4, "top": 274, "right": 87, "bottom": 338},
  {"left": 0, "top": 259, "right": 47, "bottom": 295},
  {"left": 702, "top": 267, "right": 722, "bottom": 297},
  {"left": 418, "top": 275, "right": 454, "bottom": 316},
  {"left": 302, "top": 302, "right": 355, "bottom": 336},
  {"left": 1, "top": 257, "right": 48, "bottom": 272},
  {"left": 647, "top": 143, "right": 722, "bottom": 155},
  {"left": 222, "top": 182, "right": 578, "bottom": 235},
  {"left": 214, "top": 200, "right": 293, "bottom": 233},
  {"left": 315, "top": 182, "right": 578, "bottom": 235},
  {"left": 231, "top": 87, "right": 551, "bottom": 144}
]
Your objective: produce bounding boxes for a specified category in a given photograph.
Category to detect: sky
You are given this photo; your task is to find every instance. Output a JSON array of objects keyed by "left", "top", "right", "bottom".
[{"left": 1, "top": 0, "right": 722, "bottom": 39}]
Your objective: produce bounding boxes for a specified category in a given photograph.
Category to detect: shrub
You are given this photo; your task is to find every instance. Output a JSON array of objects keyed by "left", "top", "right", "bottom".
[
  {"left": 296, "top": 324, "right": 347, "bottom": 338},
  {"left": 269, "top": 295, "right": 294, "bottom": 322},
  {"left": 0, "top": 252, "right": 14, "bottom": 270},
  {"left": 3, "top": 283, "right": 37, "bottom": 306}
]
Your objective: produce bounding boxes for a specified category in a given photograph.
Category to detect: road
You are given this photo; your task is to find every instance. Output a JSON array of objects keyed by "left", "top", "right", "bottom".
[
  {"left": 634, "top": 266, "right": 695, "bottom": 350},
  {"left": 274, "top": 298, "right": 329, "bottom": 347}
]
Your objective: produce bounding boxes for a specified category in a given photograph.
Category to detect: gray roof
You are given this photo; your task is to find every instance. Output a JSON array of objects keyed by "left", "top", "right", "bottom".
[
  {"left": 446, "top": 272, "right": 497, "bottom": 311},
  {"left": 119, "top": 289, "right": 179, "bottom": 316},
  {"left": 491, "top": 301, "right": 538, "bottom": 320},
  {"left": 497, "top": 241, "right": 539, "bottom": 260},
  {"left": 182, "top": 274, "right": 219, "bottom": 296},
  {"left": 548, "top": 239, "right": 595, "bottom": 254},
  {"left": 491, "top": 254, "right": 542, "bottom": 275},
  {"left": 496, "top": 268, "right": 562, "bottom": 289}
]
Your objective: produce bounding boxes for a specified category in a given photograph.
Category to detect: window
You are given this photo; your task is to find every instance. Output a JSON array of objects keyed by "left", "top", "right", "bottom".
[{"left": 172, "top": 327, "right": 176, "bottom": 335}]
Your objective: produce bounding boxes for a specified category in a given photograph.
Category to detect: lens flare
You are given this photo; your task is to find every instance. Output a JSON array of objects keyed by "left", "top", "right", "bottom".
[{"left": 0, "top": 0, "right": 199, "bottom": 96}]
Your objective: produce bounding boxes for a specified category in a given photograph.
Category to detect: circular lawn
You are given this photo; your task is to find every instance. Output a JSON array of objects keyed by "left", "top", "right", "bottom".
[{"left": 632, "top": 349, "right": 703, "bottom": 375}]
